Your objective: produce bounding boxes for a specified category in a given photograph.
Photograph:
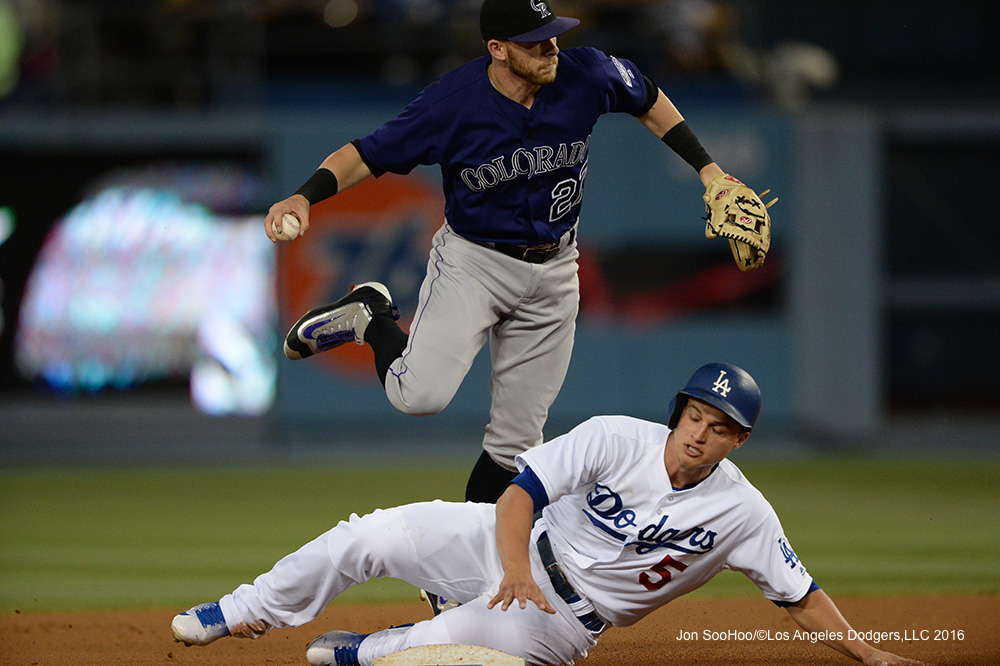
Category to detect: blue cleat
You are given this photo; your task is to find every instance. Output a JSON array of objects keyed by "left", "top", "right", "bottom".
[
  {"left": 305, "top": 630, "right": 370, "bottom": 666},
  {"left": 171, "top": 602, "right": 230, "bottom": 646}
]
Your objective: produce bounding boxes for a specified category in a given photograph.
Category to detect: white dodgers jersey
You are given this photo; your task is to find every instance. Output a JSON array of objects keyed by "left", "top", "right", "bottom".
[{"left": 517, "top": 415, "right": 814, "bottom": 627}]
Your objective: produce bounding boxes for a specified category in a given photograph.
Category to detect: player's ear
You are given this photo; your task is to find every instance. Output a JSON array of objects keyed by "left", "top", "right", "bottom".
[
  {"left": 486, "top": 39, "right": 508, "bottom": 61},
  {"left": 732, "top": 430, "right": 751, "bottom": 450}
]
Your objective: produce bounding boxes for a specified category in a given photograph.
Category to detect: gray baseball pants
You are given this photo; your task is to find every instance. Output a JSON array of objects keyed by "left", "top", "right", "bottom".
[{"left": 383, "top": 223, "right": 580, "bottom": 470}]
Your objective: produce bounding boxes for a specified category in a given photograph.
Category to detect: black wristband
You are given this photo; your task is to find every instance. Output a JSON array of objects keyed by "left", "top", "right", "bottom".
[
  {"left": 293, "top": 168, "right": 339, "bottom": 205},
  {"left": 662, "top": 121, "right": 714, "bottom": 173}
]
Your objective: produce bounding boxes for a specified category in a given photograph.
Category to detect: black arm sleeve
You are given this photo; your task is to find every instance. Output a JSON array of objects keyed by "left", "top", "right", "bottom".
[
  {"left": 634, "top": 74, "right": 659, "bottom": 117},
  {"left": 350, "top": 138, "right": 385, "bottom": 178}
]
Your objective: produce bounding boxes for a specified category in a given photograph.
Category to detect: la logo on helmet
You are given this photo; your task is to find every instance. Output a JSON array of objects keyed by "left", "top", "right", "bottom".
[
  {"left": 530, "top": 0, "right": 551, "bottom": 18},
  {"left": 712, "top": 370, "right": 732, "bottom": 397}
]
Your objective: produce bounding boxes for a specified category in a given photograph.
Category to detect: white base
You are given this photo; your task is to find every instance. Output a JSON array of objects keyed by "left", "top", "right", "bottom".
[{"left": 373, "top": 644, "right": 525, "bottom": 666}]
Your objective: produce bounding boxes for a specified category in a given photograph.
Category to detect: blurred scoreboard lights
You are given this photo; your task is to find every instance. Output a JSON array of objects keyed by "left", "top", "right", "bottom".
[
  {"left": 0, "top": 206, "right": 14, "bottom": 338},
  {"left": 14, "top": 186, "right": 277, "bottom": 416}
]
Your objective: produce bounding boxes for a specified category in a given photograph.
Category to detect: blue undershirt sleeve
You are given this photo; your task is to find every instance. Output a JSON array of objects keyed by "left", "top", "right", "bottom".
[
  {"left": 512, "top": 466, "right": 550, "bottom": 513},
  {"left": 771, "top": 580, "right": 821, "bottom": 607}
]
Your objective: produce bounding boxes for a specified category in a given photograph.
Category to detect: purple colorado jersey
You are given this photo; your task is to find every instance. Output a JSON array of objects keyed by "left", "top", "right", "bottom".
[{"left": 356, "top": 47, "right": 651, "bottom": 246}]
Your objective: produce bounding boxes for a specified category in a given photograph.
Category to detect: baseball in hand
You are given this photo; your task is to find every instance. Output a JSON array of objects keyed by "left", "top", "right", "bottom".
[{"left": 272, "top": 213, "right": 301, "bottom": 241}]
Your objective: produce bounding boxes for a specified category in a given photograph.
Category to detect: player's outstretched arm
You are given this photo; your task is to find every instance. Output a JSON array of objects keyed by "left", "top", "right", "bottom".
[
  {"left": 264, "top": 143, "right": 372, "bottom": 242},
  {"left": 634, "top": 86, "right": 724, "bottom": 188},
  {"left": 785, "top": 589, "right": 930, "bottom": 665},
  {"left": 635, "top": 82, "right": 775, "bottom": 271},
  {"left": 488, "top": 484, "right": 556, "bottom": 615}
]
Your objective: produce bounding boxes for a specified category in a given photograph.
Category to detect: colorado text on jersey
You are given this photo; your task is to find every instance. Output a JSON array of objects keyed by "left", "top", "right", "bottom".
[{"left": 459, "top": 135, "right": 590, "bottom": 192}]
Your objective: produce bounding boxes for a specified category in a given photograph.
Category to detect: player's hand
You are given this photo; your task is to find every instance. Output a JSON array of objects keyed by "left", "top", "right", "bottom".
[
  {"left": 862, "top": 649, "right": 930, "bottom": 666},
  {"left": 264, "top": 195, "right": 311, "bottom": 243},
  {"left": 487, "top": 571, "right": 556, "bottom": 614}
]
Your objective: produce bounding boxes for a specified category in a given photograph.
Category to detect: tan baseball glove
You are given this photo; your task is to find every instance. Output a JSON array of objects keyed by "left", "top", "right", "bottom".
[{"left": 703, "top": 174, "right": 778, "bottom": 271}]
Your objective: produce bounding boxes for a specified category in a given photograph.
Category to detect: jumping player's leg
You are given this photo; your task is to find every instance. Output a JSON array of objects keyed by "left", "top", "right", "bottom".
[
  {"left": 382, "top": 225, "right": 529, "bottom": 417},
  {"left": 465, "top": 449, "right": 518, "bottom": 503},
  {"left": 364, "top": 313, "right": 409, "bottom": 386},
  {"left": 218, "top": 501, "right": 501, "bottom": 637},
  {"left": 481, "top": 245, "right": 580, "bottom": 470}
]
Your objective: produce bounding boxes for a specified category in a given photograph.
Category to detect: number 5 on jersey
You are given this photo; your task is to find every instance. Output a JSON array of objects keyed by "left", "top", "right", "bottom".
[{"left": 639, "top": 554, "right": 689, "bottom": 591}]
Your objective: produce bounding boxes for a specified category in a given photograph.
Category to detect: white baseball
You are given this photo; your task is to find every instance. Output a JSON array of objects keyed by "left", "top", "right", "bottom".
[{"left": 273, "top": 213, "right": 300, "bottom": 241}]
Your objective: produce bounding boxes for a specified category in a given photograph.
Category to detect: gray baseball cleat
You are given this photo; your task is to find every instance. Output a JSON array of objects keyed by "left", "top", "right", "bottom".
[
  {"left": 171, "top": 601, "right": 231, "bottom": 646},
  {"left": 305, "top": 630, "right": 370, "bottom": 666},
  {"left": 419, "top": 589, "right": 461, "bottom": 616},
  {"left": 284, "top": 281, "right": 399, "bottom": 360}
]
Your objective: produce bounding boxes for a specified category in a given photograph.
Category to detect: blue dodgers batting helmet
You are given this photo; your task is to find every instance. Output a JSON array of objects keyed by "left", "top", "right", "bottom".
[{"left": 667, "top": 363, "right": 761, "bottom": 430}]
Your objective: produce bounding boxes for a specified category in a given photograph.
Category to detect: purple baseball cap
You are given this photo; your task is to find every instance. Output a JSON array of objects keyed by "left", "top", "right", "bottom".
[{"left": 480, "top": 0, "right": 580, "bottom": 43}]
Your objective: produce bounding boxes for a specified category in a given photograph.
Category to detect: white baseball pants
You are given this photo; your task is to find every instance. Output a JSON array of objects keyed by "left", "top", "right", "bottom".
[
  {"left": 218, "top": 500, "right": 596, "bottom": 666},
  {"left": 383, "top": 223, "right": 580, "bottom": 470}
]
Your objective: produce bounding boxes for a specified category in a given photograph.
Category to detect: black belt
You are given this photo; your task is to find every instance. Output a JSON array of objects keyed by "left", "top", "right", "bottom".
[
  {"left": 536, "top": 531, "right": 607, "bottom": 633},
  {"left": 482, "top": 229, "right": 575, "bottom": 264}
]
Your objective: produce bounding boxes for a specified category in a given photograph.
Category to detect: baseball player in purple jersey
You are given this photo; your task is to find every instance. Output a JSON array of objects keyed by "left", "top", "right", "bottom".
[
  {"left": 265, "top": 0, "right": 773, "bottom": 504},
  {"left": 172, "top": 363, "right": 929, "bottom": 666}
]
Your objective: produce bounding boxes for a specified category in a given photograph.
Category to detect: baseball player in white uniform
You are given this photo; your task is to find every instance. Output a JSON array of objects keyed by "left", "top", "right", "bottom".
[{"left": 172, "top": 363, "right": 927, "bottom": 666}]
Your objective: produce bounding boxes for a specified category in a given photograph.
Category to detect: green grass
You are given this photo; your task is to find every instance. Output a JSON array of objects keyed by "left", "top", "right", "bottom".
[
  {"left": 1, "top": 459, "right": 998, "bottom": 612},
  {"left": 689, "top": 458, "right": 1000, "bottom": 598},
  {"left": 0, "top": 463, "right": 469, "bottom": 612}
]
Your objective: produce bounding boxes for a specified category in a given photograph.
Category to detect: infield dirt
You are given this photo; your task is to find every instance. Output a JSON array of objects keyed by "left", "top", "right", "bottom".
[{"left": 2, "top": 595, "right": 996, "bottom": 665}]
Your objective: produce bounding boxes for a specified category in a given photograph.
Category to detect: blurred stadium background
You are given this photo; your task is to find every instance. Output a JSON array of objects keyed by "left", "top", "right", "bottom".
[
  {"left": 2, "top": 0, "right": 998, "bottom": 459},
  {"left": 1, "top": 0, "right": 999, "bottom": 611}
]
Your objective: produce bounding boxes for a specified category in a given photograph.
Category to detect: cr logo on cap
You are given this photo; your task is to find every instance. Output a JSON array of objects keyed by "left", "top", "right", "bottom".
[{"left": 530, "top": 0, "right": 551, "bottom": 18}]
